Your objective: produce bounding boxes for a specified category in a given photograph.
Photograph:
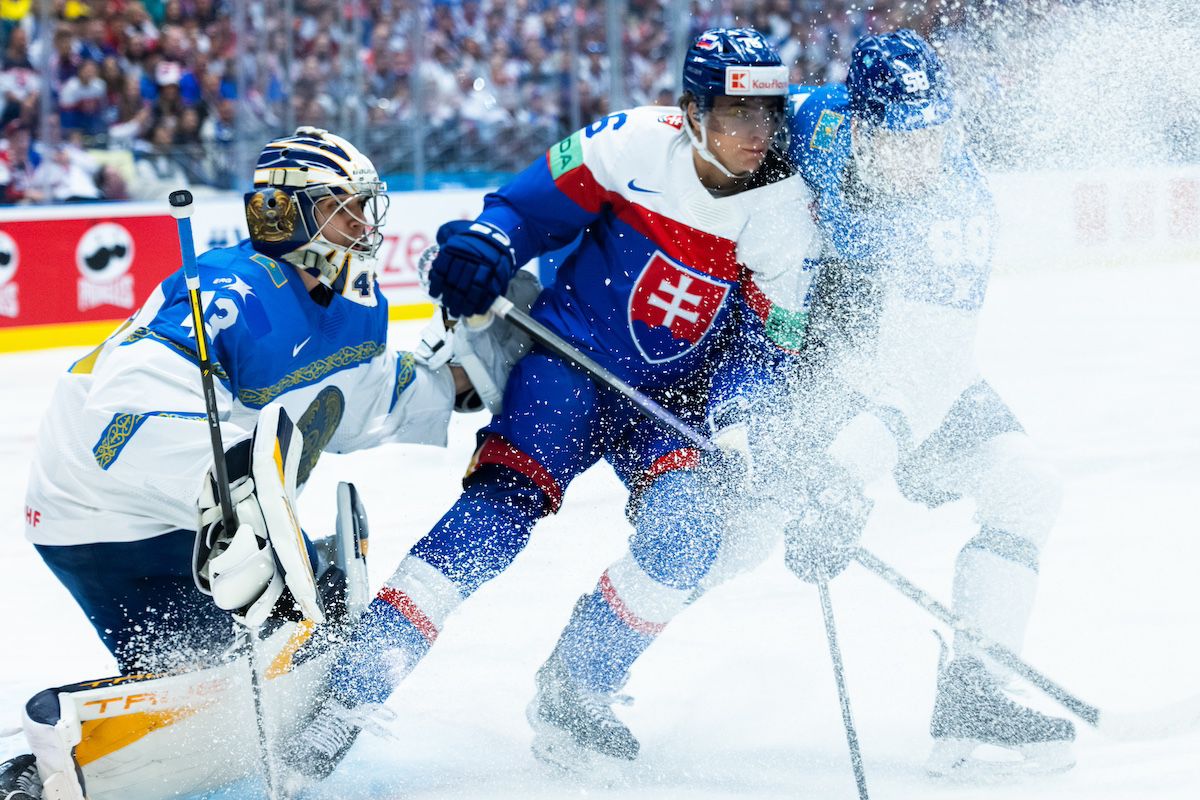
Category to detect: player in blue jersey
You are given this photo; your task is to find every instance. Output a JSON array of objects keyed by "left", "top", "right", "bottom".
[
  {"left": 774, "top": 30, "right": 1075, "bottom": 776},
  {"left": 284, "top": 28, "right": 821, "bottom": 784},
  {"left": 3, "top": 128, "right": 536, "bottom": 799}
]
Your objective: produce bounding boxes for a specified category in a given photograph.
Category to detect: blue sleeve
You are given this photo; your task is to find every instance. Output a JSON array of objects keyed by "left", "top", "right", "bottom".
[{"left": 476, "top": 128, "right": 609, "bottom": 268}]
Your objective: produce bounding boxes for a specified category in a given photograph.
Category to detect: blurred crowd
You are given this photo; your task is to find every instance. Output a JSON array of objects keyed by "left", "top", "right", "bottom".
[{"left": 0, "top": 0, "right": 1046, "bottom": 205}]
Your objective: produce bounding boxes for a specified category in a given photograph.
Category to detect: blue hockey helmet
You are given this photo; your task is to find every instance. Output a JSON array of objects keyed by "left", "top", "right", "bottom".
[
  {"left": 847, "top": 29, "right": 953, "bottom": 130},
  {"left": 244, "top": 127, "right": 389, "bottom": 305},
  {"left": 681, "top": 28, "right": 789, "bottom": 111}
]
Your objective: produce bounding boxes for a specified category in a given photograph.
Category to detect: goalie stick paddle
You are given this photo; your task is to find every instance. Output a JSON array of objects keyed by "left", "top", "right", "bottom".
[
  {"left": 169, "top": 189, "right": 281, "bottom": 800},
  {"left": 854, "top": 547, "right": 1200, "bottom": 741}
]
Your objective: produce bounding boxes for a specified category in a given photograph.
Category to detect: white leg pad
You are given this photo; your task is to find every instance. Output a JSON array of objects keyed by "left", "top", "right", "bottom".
[{"left": 23, "top": 694, "right": 85, "bottom": 800}]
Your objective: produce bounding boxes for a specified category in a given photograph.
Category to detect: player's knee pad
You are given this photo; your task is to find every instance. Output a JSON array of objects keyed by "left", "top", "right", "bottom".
[
  {"left": 629, "top": 469, "right": 726, "bottom": 591},
  {"left": 970, "top": 433, "right": 1062, "bottom": 547}
]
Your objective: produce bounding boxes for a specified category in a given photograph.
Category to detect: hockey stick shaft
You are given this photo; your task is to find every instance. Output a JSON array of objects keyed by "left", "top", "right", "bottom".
[
  {"left": 853, "top": 548, "right": 1101, "bottom": 726},
  {"left": 490, "top": 296, "right": 720, "bottom": 454},
  {"left": 169, "top": 190, "right": 280, "bottom": 800},
  {"left": 817, "top": 580, "right": 870, "bottom": 800},
  {"left": 417, "top": 243, "right": 719, "bottom": 453},
  {"left": 169, "top": 190, "right": 237, "bottom": 535}
]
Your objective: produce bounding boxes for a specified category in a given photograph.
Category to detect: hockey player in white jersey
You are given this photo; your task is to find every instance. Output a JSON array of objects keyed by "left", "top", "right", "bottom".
[
  {"left": 0, "top": 127, "right": 536, "bottom": 800},
  {"left": 776, "top": 30, "right": 1074, "bottom": 776}
]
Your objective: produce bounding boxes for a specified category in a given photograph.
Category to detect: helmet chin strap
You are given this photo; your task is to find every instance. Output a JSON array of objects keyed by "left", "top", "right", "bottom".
[{"left": 684, "top": 112, "right": 753, "bottom": 180}]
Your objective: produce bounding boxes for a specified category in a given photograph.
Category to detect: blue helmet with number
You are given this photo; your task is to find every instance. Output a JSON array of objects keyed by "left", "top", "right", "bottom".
[
  {"left": 244, "top": 126, "right": 389, "bottom": 306},
  {"left": 848, "top": 29, "right": 953, "bottom": 130},
  {"left": 681, "top": 27, "right": 788, "bottom": 111}
]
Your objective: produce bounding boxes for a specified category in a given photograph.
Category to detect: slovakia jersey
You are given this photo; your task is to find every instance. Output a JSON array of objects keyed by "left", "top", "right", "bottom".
[
  {"left": 477, "top": 106, "right": 817, "bottom": 389},
  {"left": 786, "top": 85, "right": 998, "bottom": 440},
  {"left": 25, "top": 240, "right": 456, "bottom": 546}
]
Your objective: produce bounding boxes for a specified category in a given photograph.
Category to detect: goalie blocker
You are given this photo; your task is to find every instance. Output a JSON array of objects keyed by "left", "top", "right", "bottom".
[
  {"left": 0, "top": 482, "right": 371, "bottom": 800},
  {"left": 194, "top": 404, "right": 325, "bottom": 628}
]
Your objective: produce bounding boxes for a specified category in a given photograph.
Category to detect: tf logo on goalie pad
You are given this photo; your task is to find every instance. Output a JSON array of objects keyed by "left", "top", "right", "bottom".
[{"left": 628, "top": 251, "right": 730, "bottom": 363}]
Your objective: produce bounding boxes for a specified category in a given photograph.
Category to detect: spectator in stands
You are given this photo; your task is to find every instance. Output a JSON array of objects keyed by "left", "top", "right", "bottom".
[
  {"left": 3, "top": 23, "right": 31, "bottom": 70},
  {"left": 132, "top": 119, "right": 187, "bottom": 200},
  {"left": 60, "top": 59, "right": 109, "bottom": 139},
  {"left": 28, "top": 139, "right": 100, "bottom": 203}
]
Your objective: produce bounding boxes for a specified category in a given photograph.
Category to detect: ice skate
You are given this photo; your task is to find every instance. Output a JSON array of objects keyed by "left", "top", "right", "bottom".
[
  {"left": 0, "top": 754, "right": 41, "bottom": 800},
  {"left": 282, "top": 696, "right": 394, "bottom": 791},
  {"left": 927, "top": 656, "right": 1075, "bottom": 779},
  {"left": 527, "top": 649, "right": 639, "bottom": 777}
]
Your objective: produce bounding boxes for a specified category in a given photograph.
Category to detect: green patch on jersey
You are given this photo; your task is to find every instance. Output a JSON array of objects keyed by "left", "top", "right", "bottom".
[
  {"left": 809, "top": 109, "right": 844, "bottom": 152},
  {"left": 548, "top": 131, "right": 584, "bottom": 179},
  {"left": 766, "top": 306, "right": 810, "bottom": 351}
]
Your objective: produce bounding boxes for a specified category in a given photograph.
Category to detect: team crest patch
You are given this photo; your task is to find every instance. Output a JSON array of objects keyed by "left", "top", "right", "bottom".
[
  {"left": 628, "top": 251, "right": 730, "bottom": 364},
  {"left": 810, "top": 109, "right": 844, "bottom": 151},
  {"left": 296, "top": 385, "right": 345, "bottom": 486},
  {"left": 656, "top": 113, "right": 684, "bottom": 130}
]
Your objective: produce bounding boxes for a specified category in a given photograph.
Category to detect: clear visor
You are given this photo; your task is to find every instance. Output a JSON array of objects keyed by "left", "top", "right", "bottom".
[
  {"left": 307, "top": 181, "right": 390, "bottom": 257},
  {"left": 851, "top": 122, "right": 954, "bottom": 195},
  {"left": 702, "top": 98, "right": 785, "bottom": 141}
]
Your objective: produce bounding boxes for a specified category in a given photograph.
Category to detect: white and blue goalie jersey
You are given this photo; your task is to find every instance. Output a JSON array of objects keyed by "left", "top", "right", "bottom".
[{"left": 25, "top": 240, "right": 455, "bottom": 546}]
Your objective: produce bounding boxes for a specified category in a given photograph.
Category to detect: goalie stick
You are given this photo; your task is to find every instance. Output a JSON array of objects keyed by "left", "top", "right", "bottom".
[
  {"left": 169, "top": 189, "right": 281, "bottom": 800},
  {"left": 854, "top": 548, "right": 1200, "bottom": 741}
]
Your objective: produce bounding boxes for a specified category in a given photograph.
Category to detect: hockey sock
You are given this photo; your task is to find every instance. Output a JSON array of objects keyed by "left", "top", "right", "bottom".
[
  {"left": 951, "top": 525, "right": 1039, "bottom": 669},
  {"left": 329, "top": 467, "right": 546, "bottom": 707},
  {"left": 560, "top": 585, "right": 659, "bottom": 694}
]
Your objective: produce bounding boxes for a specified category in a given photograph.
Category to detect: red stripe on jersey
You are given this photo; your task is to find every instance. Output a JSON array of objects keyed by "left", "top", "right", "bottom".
[
  {"left": 466, "top": 434, "right": 564, "bottom": 514},
  {"left": 552, "top": 163, "right": 741, "bottom": 284},
  {"left": 599, "top": 570, "right": 667, "bottom": 635},
  {"left": 740, "top": 268, "right": 772, "bottom": 323},
  {"left": 377, "top": 587, "right": 439, "bottom": 644}
]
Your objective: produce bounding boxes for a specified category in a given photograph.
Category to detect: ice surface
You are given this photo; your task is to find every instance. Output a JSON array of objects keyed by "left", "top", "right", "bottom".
[{"left": 1, "top": 261, "right": 1197, "bottom": 799}]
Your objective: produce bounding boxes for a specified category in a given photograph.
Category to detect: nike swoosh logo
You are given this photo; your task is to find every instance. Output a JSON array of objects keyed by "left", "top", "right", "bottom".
[
  {"left": 627, "top": 179, "right": 660, "bottom": 194},
  {"left": 292, "top": 337, "right": 311, "bottom": 357}
]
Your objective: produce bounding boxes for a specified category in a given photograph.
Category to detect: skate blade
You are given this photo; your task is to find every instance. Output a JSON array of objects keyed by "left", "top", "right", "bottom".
[
  {"left": 528, "top": 722, "right": 633, "bottom": 785},
  {"left": 927, "top": 738, "right": 1075, "bottom": 780}
]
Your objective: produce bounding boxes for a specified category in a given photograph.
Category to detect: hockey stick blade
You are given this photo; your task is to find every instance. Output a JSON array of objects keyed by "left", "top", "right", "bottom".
[
  {"left": 1098, "top": 694, "right": 1200, "bottom": 741},
  {"left": 855, "top": 548, "right": 1200, "bottom": 742}
]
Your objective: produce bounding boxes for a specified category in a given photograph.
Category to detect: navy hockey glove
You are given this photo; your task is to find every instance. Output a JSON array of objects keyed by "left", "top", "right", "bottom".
[{"left": 427, "top": 219, "right": 518, "bottom": 317}]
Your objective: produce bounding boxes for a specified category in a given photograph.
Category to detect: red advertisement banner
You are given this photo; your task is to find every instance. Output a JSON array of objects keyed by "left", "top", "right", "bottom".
[{"left": 0, "top": 214, "right": 181, "bottom": 328}]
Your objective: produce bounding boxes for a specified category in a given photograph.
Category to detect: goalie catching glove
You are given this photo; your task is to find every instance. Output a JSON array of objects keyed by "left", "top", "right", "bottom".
[{"left": 194, "top": 404, "right": 325, "bottom": 628}]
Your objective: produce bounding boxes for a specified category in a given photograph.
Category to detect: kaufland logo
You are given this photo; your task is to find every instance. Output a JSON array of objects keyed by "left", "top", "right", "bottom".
[{"left": 726, "top": 68, "right": 787, "bottom": 94}]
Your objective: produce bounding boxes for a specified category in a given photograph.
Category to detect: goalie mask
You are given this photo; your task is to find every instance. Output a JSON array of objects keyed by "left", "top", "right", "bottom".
[
  {"left": 245, "top": 127, "right": 389, "bottom": 306},
  {"left": 680, "top": 27, "right": 789, "bottom": 179},
  {"left": 847, "top": 29, "right": 958, "bottom": 196}
]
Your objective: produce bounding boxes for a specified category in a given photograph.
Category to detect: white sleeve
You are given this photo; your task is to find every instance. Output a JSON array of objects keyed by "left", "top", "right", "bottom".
[
  {"left": 80, "top": 340, "right": 255, "bottom": 526},
  {"left": 329, "top": 349, "right": 456, "bottom": 453}
]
